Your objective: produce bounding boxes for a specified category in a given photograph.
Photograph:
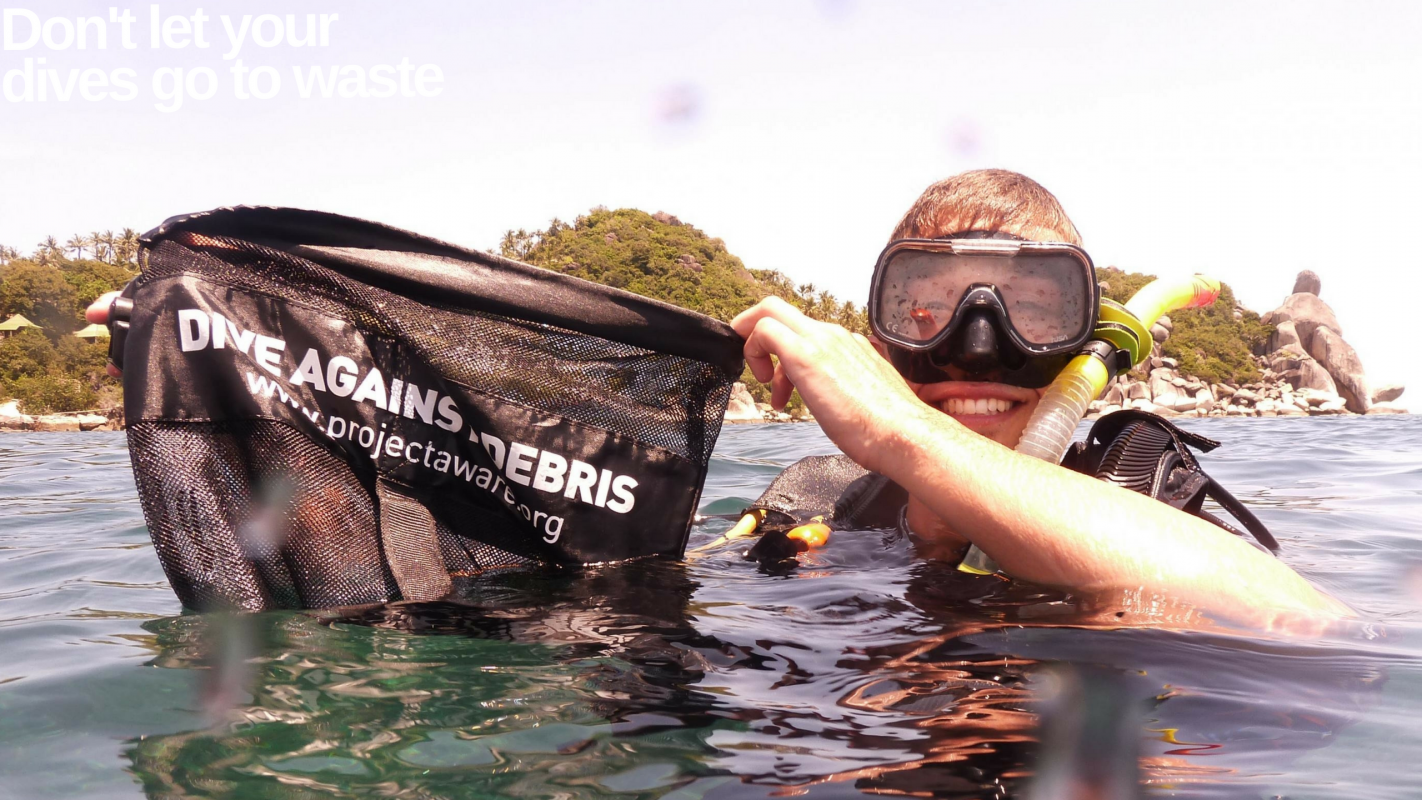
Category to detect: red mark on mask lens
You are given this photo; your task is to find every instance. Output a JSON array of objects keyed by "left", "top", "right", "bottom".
[{"left": 910, "top": 307, "right": 936, "bottom": 337}]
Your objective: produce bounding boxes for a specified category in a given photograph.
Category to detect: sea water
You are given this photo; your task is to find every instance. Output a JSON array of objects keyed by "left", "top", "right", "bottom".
[{"left": 1, "top": 416, "right": 1420, "bottom": 798}]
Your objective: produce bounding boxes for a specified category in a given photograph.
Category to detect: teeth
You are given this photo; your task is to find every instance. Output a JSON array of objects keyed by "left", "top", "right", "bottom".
[{"left": 944, "top": 398, "right": 1016, "bottom": 416}]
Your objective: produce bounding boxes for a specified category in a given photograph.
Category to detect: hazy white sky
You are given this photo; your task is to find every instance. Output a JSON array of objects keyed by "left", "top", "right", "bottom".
[{"left": 3, "top": 0, "right": 1419, "bottom": 408}]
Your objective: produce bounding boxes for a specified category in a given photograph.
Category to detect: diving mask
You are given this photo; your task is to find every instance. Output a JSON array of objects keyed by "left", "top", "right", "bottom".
[{"left": 868, "top": 233, "right": 1099, "bottom": 388}]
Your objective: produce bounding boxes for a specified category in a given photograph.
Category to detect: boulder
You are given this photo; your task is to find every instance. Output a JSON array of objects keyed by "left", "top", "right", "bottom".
[
  {"left": 1214, "top": 383, "right": 1236, "bottom": 398},
  {"left": 1233, "top": 388, "right": 1259, "bottom": 405},
  {"left": 74, "top": 414, "right": 108, "bottom": 431},
  {"left": 1127, "top": 398, "right": 1159, "bottom": 413},
  {"left": 1268, "top": 319, "right": 1302, "bottom": 355},
  {"left": 1127, "top": 382, "right": 1150, "bottom": 401},
  {"left": 1149, "top": 373, "right": 1177, "bottom": 407},
  {"left": 724, "top": 382, "right": 762, "bottom": 422},
  {"left": 1268, "top": 292, "right": 1342, "bottom": 347},
  {"left": 1288, "top": 357, "right": 1338, "bottom": 394},
  {"left": 1151, "top": 323, "right": 1169, "bottom": 343},
  {"left": 1366, "top": 402, "right": 1408, "bottom": 415},
  {"left": 1307, "top": 327, "right": 1371, "bottom": 413},
  {"left": 1371, "top": 383, "right": 1405, "bottom": 404},
  {"left": 1103, "top": 383, "right": 1126, "bottom": 406},
  {"left": 1169, "top": 394, "right": 1198, "bottom": 413},
  {"left": 1157, "top": 315, "right": 1173, "bottom": 334},
  {"left": 1277, "top": 403, "right": 1307, "bottom": 416},
  {"left": 1194, "top": 387, "right": 1215, "bottom": 413},
  {"left": 1299, "top": 388, "right": 1338, "bottom": 407},
  {"left": 1310, "top": 398, "right": 1348, "bottom": 415},
  {"left": 34, "top": 417, "right": 81, "bottom": 432},
  {"left": 1269, "top": 353, "right": 1302, "bottom": 373},
  {"left": 1292, "top": 270, "right": 1322, "bottom": 296},
  {"left": 0, "top": 400, "right": 33, "bottom": 429}
]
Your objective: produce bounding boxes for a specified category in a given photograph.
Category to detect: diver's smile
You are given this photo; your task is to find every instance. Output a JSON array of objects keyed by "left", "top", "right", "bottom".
[{"left": 914, "top": 381, "right": 1037, "bottom": 432}]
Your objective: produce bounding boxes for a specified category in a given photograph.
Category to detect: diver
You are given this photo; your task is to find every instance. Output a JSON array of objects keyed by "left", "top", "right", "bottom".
[{"left": 730, "top": 169, "right": 1350, "bottom": 626}]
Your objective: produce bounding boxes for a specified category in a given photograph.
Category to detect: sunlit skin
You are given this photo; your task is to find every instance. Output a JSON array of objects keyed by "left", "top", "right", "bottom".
[
  {"left": 899, "top": 366, "right": 1049, "bottom": 560},
  {"left": 731, "top": 218, "right": 1352, "bottom": 630}
]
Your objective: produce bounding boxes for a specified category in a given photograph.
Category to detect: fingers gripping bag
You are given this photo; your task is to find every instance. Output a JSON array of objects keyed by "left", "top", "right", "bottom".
[{"left": 109, "top": 207, "right": 744, "bottom": 611}]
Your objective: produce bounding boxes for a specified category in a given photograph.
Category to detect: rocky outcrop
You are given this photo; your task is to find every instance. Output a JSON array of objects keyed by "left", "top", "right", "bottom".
[
  {"left": 1292, "top": 270, "right": 1322, "bottom": 296},
  {"left": 723, "top": 382, "right": 816, "bottom": 423},
  {"left": 1255, "top": 272, "right": 1385, "bottom": 413},
  {"left": 1372, "top": 383, "right": 1405, "bottom": 404},
  {"left": 724, "top": 382, "right": 762, "bottom": 422},
  {"left": 0, "top": 400, "right": 123, "bottom": 431},
  {"left": 1087, "top": 354, "right": 1359, "bottom": 420},
  {"left": 1088, "top": 270, "right": 1405, "bottom": 420}
]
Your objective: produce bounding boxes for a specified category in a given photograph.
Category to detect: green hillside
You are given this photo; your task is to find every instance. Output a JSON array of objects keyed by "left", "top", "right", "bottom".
[
  {"left": 500, "top": 207, "right": 869, "bottom": 410},
  {"left": 1097, "top": 266, "right": 1271, "bottom": 384},
  {"left": 499, "top": 207, "right": 867, "bottom": 332},
  {"left": 0, "top": 235, "right": 137, "bottom": 413}
]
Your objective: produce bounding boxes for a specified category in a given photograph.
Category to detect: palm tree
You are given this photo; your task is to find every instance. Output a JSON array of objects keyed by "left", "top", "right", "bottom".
[
  {"left": 117, "top": 228, "right": 140, "bottom": 266},
  {"left": 65, "top": 234, "right": 86, "bottom": 260},
  {"left": 35, "top": 236, "right": 61, "bottom": 266},
  {"left": 0, "top": 245, "right": 18, "bottom": 265},
  {"left": 98, "top": 231, "right": 117, "bottom": 265},
  {"left": 87, "top": 231, "right": 108, "bottom": 263}
]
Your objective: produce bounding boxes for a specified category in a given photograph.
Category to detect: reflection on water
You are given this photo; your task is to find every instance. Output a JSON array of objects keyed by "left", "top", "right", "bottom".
[{"left": 2, "top": 417, "right": 1422, "bottom": 798}]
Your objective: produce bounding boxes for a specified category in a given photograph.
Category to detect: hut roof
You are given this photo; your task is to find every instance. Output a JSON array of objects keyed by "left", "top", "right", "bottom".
[
  {"left": 0, "top": 314, "right": 40, "bottom": 331},
  {"left": 73, "top": 323, "right": 111, "bottom": 339}
]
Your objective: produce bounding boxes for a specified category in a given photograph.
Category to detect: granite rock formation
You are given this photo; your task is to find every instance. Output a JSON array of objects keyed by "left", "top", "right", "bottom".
[{"left": 1087, "top": 270, "right": 1404, "bottom": 420}]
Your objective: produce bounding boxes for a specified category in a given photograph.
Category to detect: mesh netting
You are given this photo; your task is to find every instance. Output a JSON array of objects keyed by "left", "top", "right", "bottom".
[
  {"left": 141, "top": 234, "right": 728, "bottom": 464},
  {"left": 128, "top": 221, "right": 735, "bottom": 611}
]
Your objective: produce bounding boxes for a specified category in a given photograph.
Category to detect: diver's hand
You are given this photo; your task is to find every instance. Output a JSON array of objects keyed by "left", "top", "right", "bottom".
[
  {"left": 730, "top": 297, "right": 939, "bottom": 473},
  {"left": 86, "top": 291, "right": 122, "bottom": 378}
]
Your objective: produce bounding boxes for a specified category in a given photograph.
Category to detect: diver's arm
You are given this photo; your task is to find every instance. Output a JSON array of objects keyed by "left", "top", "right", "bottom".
[
  {"left": 882, "top": 409, "right": 1351, "bottom": 619},
  {"left": 731, "top": 298, "right": 1350, "bottom": 622}
]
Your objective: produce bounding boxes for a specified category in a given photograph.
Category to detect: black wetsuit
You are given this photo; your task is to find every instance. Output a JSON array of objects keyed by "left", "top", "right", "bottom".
[{"left": 742, "top": 410, "right": 1279, "bottom": 565}]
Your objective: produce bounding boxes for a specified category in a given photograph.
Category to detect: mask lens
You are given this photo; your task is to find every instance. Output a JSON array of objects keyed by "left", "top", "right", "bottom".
[
  {"left": 995, "top": 254, "right": 1090, "bottom": 345},
  {"left": 876, "top": 248, "right": 1090, "bottom": 348}
]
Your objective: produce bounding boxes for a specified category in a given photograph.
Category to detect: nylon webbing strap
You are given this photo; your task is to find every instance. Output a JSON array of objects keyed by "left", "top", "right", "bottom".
[{"left": 375, "top": 480, "right": 451, "bottom": 601}]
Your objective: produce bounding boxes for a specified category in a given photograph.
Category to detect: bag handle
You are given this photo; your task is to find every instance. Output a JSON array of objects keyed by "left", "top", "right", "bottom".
[{"left": 375, "top": 479, "right": 451, "bottom": 601}]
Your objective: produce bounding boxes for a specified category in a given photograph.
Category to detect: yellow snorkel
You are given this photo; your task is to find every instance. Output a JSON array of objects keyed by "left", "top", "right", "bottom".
[{"left": 957, "top": 274, "right": 1222, "bottom": 575}]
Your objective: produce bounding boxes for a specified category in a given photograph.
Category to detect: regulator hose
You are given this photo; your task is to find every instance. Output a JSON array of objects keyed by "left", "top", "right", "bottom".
[{"left": 957, "top": 274, "right": 1221, "bottom": 575}]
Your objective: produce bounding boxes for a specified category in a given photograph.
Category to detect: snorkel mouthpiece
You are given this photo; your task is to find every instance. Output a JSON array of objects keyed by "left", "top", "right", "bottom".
[{"left": 957, "top": 274, "right": 1222, "bottom": 575}]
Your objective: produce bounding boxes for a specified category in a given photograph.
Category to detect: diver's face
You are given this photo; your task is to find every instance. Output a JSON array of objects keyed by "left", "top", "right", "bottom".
[
  {"left": 907, "top": 369, "right": 1047, "bottom": 447},
  {"left": 873, "top": 222, "right": 1077, "bottom": 447}
]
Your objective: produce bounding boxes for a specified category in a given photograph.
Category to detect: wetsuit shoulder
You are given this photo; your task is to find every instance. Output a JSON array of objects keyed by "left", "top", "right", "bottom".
[{"left": 745, "top": 454, "right": 907, "bottom": 530}]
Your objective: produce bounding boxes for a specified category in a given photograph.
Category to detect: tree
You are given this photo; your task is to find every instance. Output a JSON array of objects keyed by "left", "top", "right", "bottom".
[
  {"left": 86, "top": 231, "right": 109, "bottom": 264},
  {"left": 65, "top": 234, "right": 87, "bottom": 260},
  {"left": 98, "top": 231, "right": 117, "bottom": 265},
  {"left": 0, "top": 245, "right": 18, "bottom": 266},
  {"left": 34, "top": 236, "right": 61, "bottom": 266},
  {"left": 0, "top": 260, "right": 80, "bottom": 333},
  {"left": 61, "top": 257, "right": 136, "bottom": 308},
  {"left": 115, "top": 228, "right": 140, "bottom": 266},
  {"left": 496, "top": 229, "right": 540, "bottom": 263}
]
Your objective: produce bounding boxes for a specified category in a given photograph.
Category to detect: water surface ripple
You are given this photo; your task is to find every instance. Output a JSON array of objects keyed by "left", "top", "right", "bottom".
[{"left": 1, "top": 417, "right": 1420, "bottom": 798}]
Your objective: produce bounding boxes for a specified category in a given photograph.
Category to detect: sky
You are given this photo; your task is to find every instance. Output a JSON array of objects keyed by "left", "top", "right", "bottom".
[{"left": 3, "top": 0, "right": 1419, "bottom": 409}]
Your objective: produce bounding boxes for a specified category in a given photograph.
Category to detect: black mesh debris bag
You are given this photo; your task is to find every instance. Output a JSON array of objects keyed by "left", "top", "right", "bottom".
[{"left": 110, "top": 207, "right": 743, "bottom": 611}]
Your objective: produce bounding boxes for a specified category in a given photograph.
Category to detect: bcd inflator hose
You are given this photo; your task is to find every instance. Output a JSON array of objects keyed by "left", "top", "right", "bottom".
[{"left": 957, "top": 274, "right": 1221, "bottom": 576}]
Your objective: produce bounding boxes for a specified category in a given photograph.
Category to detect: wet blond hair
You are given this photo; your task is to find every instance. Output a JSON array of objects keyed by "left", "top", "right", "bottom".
[{"left": 890, "top": 169, "right": 1082, "bottom": 246}]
